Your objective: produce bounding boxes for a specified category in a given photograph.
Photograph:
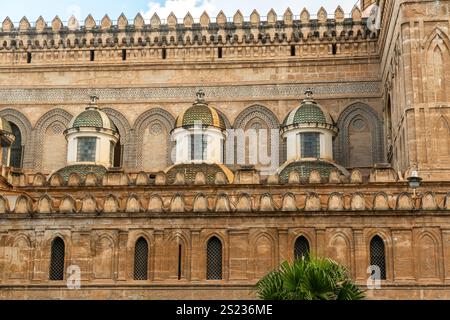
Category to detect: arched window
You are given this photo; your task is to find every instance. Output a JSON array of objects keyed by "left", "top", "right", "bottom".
[
  {"left": 294, "top": 236, "right": 310, "bottom": 260},
  {"left": 113, "top": 139, "right": 122, "bottom": 168},
  {"left": 134, "top": 237, "right": 149, "bottom": 280},
  {"left": 206, "top": 236, "right": 222, "bottom": 280},
  {"left": 370, "top": 236, "right": 386, "bottom": 280},
  {"left": 9, "top": 122, "right": 22, "bottom": 168},
  {"left": 49, "top": 237, "right": 65, "bottom": 280}
]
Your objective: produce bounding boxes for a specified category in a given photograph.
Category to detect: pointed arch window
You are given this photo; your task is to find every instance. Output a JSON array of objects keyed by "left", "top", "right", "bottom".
[
  {"left": 49, "top": 237, "right": 65, "bottom": 281},
  {"left": 370, "top": 236, "right": 386, "bottom": 280},
  {"left": 294, "top": 236, "right": 310, "bottom": 260},
  {"left": 206, "top": 236, "right": 222, "bottom": 280},
  {"left": 134, "top": 237, "right": 149, "bottom": 280},
  {"left": 9, "top": 122, "right": 22, "bottom": 168}
]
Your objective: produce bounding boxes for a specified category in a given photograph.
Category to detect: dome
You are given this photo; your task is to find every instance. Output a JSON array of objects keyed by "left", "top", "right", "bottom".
[
  {"left": 67, "top": 98, "right": 117, "bottom": 133},
  {"left": 278, "top": 159, "right": 349, "bottom": 183},
  {"left": 282, "top": 90, "right": 335, "bottom": 130},
  {"left": 52, "top": 164, "right": 108, "bottom": 182},
  {"left": 174, "top": 90, "right": 226, "bottom": 130},
  {"left": 165, "top": 163, "right": 234, "bottom": 184},
  {"left": 0, "top": 117, "right": 13, "bottom": 135}
]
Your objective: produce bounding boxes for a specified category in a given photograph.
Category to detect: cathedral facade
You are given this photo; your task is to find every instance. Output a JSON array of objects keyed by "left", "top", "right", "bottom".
[{"left": 1, "top": 0, "right": 450, "bottom": 299}]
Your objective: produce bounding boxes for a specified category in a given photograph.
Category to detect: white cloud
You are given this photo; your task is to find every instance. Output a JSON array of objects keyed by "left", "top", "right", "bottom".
[{"left": 143, "top": 0, "right": 359, "bottom": 21}]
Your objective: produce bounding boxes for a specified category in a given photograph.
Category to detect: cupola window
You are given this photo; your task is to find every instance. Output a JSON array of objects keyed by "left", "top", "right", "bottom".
[
  {"left": 190, "top": 134, "right": 208, "bottom": 161},
  {"left": 77, "top": 137, "right": 97, "bottom": 162},
  {"left": 300, "top": 132, "right": 320, "bottom": 158}
]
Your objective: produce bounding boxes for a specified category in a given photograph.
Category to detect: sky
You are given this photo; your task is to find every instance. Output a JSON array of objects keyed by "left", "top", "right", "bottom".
[{"left": 1, "top": 0, "right": 360, "bottom": 23}]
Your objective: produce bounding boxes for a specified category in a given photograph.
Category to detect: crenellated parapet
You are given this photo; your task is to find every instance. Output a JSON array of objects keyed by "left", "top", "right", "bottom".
[{"left": 0, "top": 7, "right": 378, "bottom": 65}]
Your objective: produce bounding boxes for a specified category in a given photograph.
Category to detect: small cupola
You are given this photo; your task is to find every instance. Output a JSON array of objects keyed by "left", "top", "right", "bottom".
[
  {"left": 0, "top": 116, "right": 15, "bottom": 167},
  {"left": 172, "top": 90, "right": 226, "bottom": 164},
  {"left": 281, "top": 89, "right": 338, "bottom": 162},
  {"left": 64, "top": 96, "right": 119, "bottom": 168}
]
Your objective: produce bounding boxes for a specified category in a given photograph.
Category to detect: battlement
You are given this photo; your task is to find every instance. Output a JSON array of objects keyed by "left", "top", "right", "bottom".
[
  {"left": 0, "top": 7, "right": 379, "bottom": 66},
  {"left": 0, "top": 6, "right": 373, "bottom": 49}
]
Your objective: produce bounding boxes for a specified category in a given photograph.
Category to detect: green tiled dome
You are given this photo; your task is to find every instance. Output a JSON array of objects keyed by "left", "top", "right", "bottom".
[
  {"left": 52, "top": 164, "right": 108, "bottom": 182},
  {"left": 165, "top": 163, "right": 234, "bottom": 184},
  {"left": 175, "top": 90, "right": 226, "bottom": 130},
  {"left": 283, "top": 100, "right": 334, "bottom": 128},
  {"left": 278, "top": 160, "right": 347, "bottom": 183},
  {"left": 68, "top": 107, "right": 117, "bottom": 132},
  {"left": 176, "top": 104, "right": 226, "bottom": 130},
  {"left": 0, "top": 117, "right": 12, "bottom": 134}
]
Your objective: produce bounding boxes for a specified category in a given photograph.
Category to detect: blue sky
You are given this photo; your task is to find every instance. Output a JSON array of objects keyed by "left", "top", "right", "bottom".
[{"left": 1, "top": 0, "right": 360, "bottom": 23}]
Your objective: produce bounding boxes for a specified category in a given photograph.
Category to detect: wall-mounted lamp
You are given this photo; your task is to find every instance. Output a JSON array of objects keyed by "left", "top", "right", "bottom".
[{"left": 407, "top": 170, "right": 422, "bottom": 199}]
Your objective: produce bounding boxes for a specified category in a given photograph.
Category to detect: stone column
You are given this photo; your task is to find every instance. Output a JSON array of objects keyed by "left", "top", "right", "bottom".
[
  {"left": 0, "top": 232, "right": 6, "bottom": 283},
  {"left": 116, "top": 230, "right": 128, "bottom": 281},
  {"left": 316, "top": 229, "right": 326, "bottom": 258},
  {"left": 277, "top": 229, "right": 289, "bottom": 263},
  {"left": 71, "top": 229, "right": 92, "bottom": 282},
  {"left": 228, "top": 229, "right": 249, "bottom": 281},
  {"left": 353, "top": 229, "right": 366, "bottom": 281},
  {"left": 153, "top": 230, "right": 165, "bottom": 281},
  {"left": 190, "top": 230, "right": 201, "bottom": 281},
  {"left": 31, "top": 228, "right": 45, "bottom": 282}
]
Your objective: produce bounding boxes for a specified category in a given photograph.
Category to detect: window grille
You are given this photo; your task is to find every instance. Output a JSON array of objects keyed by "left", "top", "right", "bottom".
[
  {"left": 134, "top": 237, "right": 149, "bottom": 280},
  {"left": 49, "top": 237, "right": 65, "bottom": 281},
  {"left": 294, "top": 236, "right": 310, "bottom": 260},
  {"left": 77, "top": 137, "right": 97, "bottom": 162},
  {"left": 206, "top": 237, "right": 222, "bottom": 280},
  {"left": 370, "top": 236, "right": 387, "bottom": 280},
  {"left": 300, "top": 133, "right": 320, "bottom": 158}
]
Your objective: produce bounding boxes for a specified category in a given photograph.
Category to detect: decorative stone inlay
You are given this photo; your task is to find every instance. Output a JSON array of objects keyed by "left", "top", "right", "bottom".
[
  {"left": 150, "top": 123, "right": 163, "bottom": 136},
  {"left": 0, "top": 82, "right": 381, "bottom": 104}
]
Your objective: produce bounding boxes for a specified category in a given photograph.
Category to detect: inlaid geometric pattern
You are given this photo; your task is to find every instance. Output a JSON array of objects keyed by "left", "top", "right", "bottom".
[
  {"left": 73, "top": 110, "right": 104, "bottom": 128},
  {"left": 176, "top": 104, "right": 226, "bottom": 130},
  {"left": 53, "top": 164, "right": 108, "bottom": 182},
  {"left": 165, "top": 163, "right": 233, "bottom": 184},
  {"left": 0, "top": 82, "right": 381, "bottom": 104},
  {"left": 279, "top": 160, "right": 338, "bottom": 182}
]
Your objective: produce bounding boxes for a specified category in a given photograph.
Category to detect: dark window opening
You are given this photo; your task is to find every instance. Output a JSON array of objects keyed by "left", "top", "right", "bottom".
[
  {"left": 206, "top": 236, "right": 222, "bottom": 280},
  {"left": 290, "top": 45, "right": 296, "bottom": 56},
  {"left": 90, "top": 50, "right": 95, "bottom": 61},
  {"left": 27, "top": 52, "right": 32, "bottom": 63},
  {"left": 332, "top": 43, "right": 337, "bottom": 55},
  {"left": 178, "top": 245, "right": 182, "bottom": 280},
  {"left": 162, "top": 48, "right": 167, "bottom": 59},
  {"left": 113, "top": 141, "right": 122, "bottom": 168},
  {"left": 9, "top": 122, "right": 22, "bottom": 168},
  {"left": 134, "top": 237, "right": 149, "bottom": 280},
  {"left": 49, "top": 237, "right": 65, "bottom": 281},
  {"left": 300, "top": 133, "right": 320, "bottom": 158},
  {"left": 294, "top": 236, "right": 310, "bottom": 260},
  {"left": 218, "top": 47, "right": 223, "bottom": 59},
  {"left": 122, "top": 49, "right": 127, "bottom": 61},
  {"left": 370, "top": 236, "right": 387, "bottom": 280}
]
